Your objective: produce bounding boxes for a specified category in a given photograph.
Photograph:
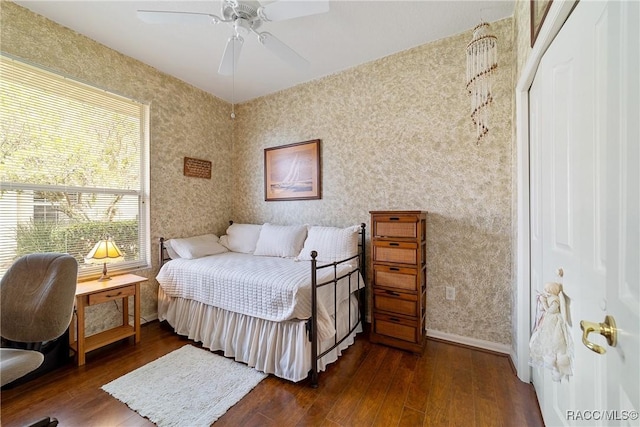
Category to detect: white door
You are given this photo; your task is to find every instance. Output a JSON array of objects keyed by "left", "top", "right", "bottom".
[{"left": 529, "top": 1, "right": 639, "bottom": 426}]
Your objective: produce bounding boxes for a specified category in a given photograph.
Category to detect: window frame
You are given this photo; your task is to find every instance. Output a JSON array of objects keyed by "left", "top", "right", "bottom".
[{"left": 0, "top": 54, "right": 151, "bottom": 279}]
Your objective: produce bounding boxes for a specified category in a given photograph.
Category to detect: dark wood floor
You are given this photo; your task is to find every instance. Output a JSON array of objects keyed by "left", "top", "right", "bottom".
[{"left": 1, "top": 321, "right": 543, "bottom": 426}]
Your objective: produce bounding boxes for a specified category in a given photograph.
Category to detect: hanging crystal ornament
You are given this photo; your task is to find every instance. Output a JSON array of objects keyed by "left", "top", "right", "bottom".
[{"left": 466, "top": 22, "right": 498, "bottom": 144}]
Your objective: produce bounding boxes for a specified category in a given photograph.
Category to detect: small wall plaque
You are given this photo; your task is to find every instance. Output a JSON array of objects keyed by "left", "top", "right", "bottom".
[{"left": 183, "top": 157, "right": 212, "bottom": 179}]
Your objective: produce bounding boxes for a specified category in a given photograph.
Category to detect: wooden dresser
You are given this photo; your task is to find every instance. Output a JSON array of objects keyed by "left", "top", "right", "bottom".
[{"left": 369, "top": 210, "right": 427, "bottom": 353}]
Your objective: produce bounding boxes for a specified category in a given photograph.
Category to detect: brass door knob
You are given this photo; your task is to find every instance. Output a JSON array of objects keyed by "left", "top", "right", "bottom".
[{"left": 580, "top": 315, "right": 617, "bottom": 354}]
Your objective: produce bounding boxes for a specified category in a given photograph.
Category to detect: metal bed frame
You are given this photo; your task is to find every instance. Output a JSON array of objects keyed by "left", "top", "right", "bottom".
[{"left": 158, "top": 222, "right": 367, "bottom": 387}]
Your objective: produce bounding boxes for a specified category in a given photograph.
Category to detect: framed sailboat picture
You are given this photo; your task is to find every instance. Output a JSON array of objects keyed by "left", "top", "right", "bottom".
[{"left": 264, "top": 139, "right": 321, "bottom": 201}]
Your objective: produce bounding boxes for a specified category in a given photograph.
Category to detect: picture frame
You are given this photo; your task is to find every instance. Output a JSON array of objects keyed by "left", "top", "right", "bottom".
[
  {"left": 530, "top": 0, "right": 553, "bottom": 47},
  {"left": 264, "top": 139, "right": 321, "bottom": 201}
]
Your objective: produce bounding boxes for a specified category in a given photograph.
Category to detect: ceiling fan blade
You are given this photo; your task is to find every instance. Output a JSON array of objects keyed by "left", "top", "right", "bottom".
[
  {"left": 137, "top": 10, "right": 221, "bottom": 25},
  {"left": 258, "top": 0, "right": 329, "bottom": 22},
  {"left": 259, "top": 32, "right": 309, "bottom": 70},
  {"left": 218, "top": 35, "right": 244, "bottom": 76}
]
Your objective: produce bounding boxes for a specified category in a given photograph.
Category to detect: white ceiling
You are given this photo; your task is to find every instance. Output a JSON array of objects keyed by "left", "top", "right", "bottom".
[{"left": 15, "top": 0, "right": 515, "bottom": 104}]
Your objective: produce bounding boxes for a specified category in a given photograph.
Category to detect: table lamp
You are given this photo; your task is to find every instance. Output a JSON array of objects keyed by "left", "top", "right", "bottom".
[{"left": 85, "top": 238, "right": 124, "bottom": 281}]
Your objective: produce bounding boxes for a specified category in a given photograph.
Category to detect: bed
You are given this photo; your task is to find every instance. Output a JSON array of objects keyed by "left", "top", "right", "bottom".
[{"left": 156, "top": 222, "right": 366, "bottom": 387}]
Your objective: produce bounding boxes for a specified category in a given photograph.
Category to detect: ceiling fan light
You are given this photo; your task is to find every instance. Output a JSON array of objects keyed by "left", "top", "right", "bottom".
[{"left": 234, "top": 17, "right": 251, "bottom": 35}]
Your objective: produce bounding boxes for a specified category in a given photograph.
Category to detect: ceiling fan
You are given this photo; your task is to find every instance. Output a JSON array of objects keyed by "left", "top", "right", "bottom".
[{"left": 137, "top": 0, "right": 329, "bottom": 76}]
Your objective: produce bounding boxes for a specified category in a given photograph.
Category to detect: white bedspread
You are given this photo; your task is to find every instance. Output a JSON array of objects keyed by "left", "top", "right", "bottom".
[{"left": 156, "top": 252, "right": 363, "bottom": 339}]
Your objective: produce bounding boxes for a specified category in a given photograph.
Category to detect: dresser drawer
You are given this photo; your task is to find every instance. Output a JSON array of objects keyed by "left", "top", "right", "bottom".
[
  {"left": 373, "top": 241, "right": 418, "bottom": 265},
  {"left": 373, "top": 313, "right": 420, "bottom": 343},
  {"left": 374, "top": 289, "right": 418, "bottom": 317},
  {"left": 88, "top": 285, "right": 135, "bottom": 305},
  {"left": 373, "top": 215, "right": 418, "bottom": 239},
  {"left": 373, "top": 265, "right": 418, "bottom": 292}
]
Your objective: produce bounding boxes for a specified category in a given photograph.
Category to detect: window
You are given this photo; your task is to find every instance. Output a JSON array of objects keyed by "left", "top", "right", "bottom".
[
  {"left": 33, "top": 192, "right": 63, "bottom": 224},
  {"left": 0, "top": 55, "right": 150, "bottom": 279}
]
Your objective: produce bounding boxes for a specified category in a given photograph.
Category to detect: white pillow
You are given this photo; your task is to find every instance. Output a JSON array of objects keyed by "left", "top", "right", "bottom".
[
  {"left": 221, "top": 223, "right": 263, "bottom": 253},
  {"left": 253, "top": 223, "right": 308, "bottom": 258},
  {"left": 169, "top": 234, "right": 228, "bottom": 259},
  {"left": 297, "top": 225, "right": 360, "bottom": 263},
  {"left": 163, "top": 240, "right": 181, "bottom": 259}
]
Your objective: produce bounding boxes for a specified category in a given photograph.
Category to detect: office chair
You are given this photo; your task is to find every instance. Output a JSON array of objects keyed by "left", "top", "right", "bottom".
[{"left": 1, "top": 253, "right": 78, "bottom": 387}]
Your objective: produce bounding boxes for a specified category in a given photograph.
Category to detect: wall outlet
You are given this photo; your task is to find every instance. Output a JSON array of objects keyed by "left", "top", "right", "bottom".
[{"left": 445, "top": 286, "right": 456, "bottom": 300}]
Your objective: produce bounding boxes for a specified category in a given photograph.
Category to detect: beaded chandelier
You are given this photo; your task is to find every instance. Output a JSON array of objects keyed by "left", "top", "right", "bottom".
[{"left": 466, "top": 22, "right": 498, "bottom": 144}]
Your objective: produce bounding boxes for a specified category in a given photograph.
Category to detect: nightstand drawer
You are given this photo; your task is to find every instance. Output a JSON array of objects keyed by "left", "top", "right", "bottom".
[
  {"left": 374, "top": 289, "right": 418, "bottom": 317},
  {"left": 373, "top": 241, "right": 418, "bottom": 265},
  {"left": 373, "top": 265, "right": 418, "bottom": 292},
  {"left": 88, "top": 284, "right": 135, "bottom": 305},
  {"left": 374, "top": 313, "right": 419, "bottom": 343}
]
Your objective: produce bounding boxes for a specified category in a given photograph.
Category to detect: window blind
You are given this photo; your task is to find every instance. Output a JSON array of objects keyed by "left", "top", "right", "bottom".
[{"left": 0, "top": 55, "right": 150, "bottom": 279}]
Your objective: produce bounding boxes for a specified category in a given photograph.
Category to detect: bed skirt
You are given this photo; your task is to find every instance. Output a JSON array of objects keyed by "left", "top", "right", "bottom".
[{"left": 157, "top": 287, "right": 362, "bottom": 382}]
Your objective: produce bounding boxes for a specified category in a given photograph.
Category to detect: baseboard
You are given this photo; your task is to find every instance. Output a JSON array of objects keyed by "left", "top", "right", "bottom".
[
  {"left": 426, "top": 329, "right": 511, "bottom": 355},
  {"left": 509, "top": 349, "right": 519, "bottom": 376},
  {"left": 142, "top": 313, "right": 159, "bottom": 324}
]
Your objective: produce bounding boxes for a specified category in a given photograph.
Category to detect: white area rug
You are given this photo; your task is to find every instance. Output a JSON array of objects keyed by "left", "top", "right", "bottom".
[{"left": 101, "top": 345, "right": 267, "bottom": 426}]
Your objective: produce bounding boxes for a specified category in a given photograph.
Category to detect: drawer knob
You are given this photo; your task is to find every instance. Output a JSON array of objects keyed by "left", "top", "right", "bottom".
[
  {"left": 385, "top": 290, "right": 400, "bottom": 296},
  {"left": 389, "top": 243, "right": 399, "bottom": 247},
  {"left": 389, "top": 217, "right": 400, "bottom": 221},
  {"left": 389, "top": 267, "right": 400, "bottom": 271},
  {"left": 389, "top": 317, "right": 400, "bottom": 322},
  {"left": 106, "top": 291, "right": 123, "bottom": 298}
]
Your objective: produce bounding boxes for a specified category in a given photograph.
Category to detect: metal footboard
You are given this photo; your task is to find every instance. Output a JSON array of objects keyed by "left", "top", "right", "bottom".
[{"left": 309, "top": 222, "right": 366, "bottom": 388}]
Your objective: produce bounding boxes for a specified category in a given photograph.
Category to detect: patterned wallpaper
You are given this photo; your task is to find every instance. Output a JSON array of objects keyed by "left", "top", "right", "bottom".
[
  {"left": 3, "top": 2, "right": 519, "bottom": 347},
  {"left": 233, "top": 18, "right": 515, "bottom": 345},
  {"left": 1, "top": 2, "right": 234, "bottom": 335}
]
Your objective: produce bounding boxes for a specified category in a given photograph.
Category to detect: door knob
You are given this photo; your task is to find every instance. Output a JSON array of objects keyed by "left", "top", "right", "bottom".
[{"left": 580, "top": 315, "right": 617, "bottom": 354}]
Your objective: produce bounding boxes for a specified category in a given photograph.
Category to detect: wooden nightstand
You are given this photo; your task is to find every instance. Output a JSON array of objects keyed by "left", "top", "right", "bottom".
[{"left": 70, "top": 273, "right": 145, "bottom": 366}]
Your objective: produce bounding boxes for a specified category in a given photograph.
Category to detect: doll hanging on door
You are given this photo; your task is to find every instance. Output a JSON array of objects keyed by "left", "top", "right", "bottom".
[{"left": 529, "top": 281, "right": 574, "bottom": 382}]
